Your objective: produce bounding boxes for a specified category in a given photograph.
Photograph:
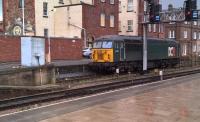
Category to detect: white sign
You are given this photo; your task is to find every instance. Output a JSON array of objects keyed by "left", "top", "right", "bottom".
[{"left": 168, "top": 47, "right": 176, "bottom": 57}]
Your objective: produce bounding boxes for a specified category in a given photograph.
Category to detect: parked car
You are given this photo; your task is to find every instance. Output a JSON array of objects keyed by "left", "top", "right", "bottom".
[{"left": 82, "top": 47, "right": 92, "bottom": 58}]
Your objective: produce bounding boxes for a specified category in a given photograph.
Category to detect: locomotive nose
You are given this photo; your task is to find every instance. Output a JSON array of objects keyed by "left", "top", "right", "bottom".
[{"left": 92, "top": 49, "right": 113, "bottom": 62}]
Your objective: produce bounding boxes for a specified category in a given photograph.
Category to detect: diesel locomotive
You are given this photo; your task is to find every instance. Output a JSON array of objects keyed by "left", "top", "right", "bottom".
[{"left": 90, "top": 35, "right": 180, "bottom": 72}]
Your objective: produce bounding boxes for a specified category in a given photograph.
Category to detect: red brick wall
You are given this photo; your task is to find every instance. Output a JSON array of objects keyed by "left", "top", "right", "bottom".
[
  {"left": 0, "top": 36, "right": 83, "bottom": 62},
  {"left": 0, "top": 36, "right": 21, "bottom": 62},
  {"left": 82, "top": 0, "right": 119, "bottom": 39},
  {"left": 46, "top": 38, "right": 83, "bottom": 60}
]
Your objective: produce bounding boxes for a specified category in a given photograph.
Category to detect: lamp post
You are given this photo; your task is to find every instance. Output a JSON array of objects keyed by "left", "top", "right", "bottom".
[
  {"left": 143, "top": 0, "right": 148, "bottom": 71},
  {"left": 22, "top": 0, "right": 25, "bottom": 35},
  {"left": 47, "top": 9, "right": 56, "bottom": 64}
]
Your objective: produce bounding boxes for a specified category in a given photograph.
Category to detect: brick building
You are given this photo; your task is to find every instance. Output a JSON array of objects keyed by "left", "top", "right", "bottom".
[
  {"left": 118, "top": 0, "right": 139, "bottom": 36},
  {"left": 138, "top": 0, "right": 165, "bottom": 39},
  {"left": 0, "top": 21, "right": 2, "bottom": 32},
  {"left": 163, "top": 6, "right": 200, "bottom": 62},
  {"left": 54, "top": 0, "right": 118, "bottom": 47},
  {"left": 1, "top": 0, "right": 118, "bottom": 47}
]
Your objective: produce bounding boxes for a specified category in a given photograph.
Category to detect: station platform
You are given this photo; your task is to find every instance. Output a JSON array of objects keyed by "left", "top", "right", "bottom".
[
  {"left": 39, "top": 73, "right": 200, "bottom": 122},
  {"left": 1, "top": 73, "right": 200, "bottom": 121},
  {"left": 0, "top": 59, "right": 91, "bottom": 71}
]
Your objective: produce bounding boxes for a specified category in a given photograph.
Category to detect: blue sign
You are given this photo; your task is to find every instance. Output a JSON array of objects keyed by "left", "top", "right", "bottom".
[
  {"left": 192, "top": 10, "right": 198, "bottom": 19},
  {"left": 155, "top": 15, "right": 160, "bottom": 21}
]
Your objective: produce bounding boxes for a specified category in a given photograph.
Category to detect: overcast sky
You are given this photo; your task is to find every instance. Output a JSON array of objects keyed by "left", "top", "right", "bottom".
[
  {"left": 161, "top": 0, "right": 200, "bottom": 9},
  {"left": 0, "top": 0, "right": 200, "bottom": 21}
]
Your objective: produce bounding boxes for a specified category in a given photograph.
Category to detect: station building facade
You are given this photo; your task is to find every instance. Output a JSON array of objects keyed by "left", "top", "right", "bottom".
[
  {"left": 1, "top": 0, "right": 118, "bottom": 47},
  {"left": 118, "top": 0, "right": 164, "bottom": 39}
]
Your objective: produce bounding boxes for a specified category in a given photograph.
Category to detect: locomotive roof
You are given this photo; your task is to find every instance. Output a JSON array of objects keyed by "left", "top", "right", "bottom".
[{"left": 95, "top": 35, "right": 176, "bottom": 42}]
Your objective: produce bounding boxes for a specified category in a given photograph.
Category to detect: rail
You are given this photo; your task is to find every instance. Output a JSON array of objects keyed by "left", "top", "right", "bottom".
[{"left": 0, "top": 67, "right": 200, "bottom": 111}]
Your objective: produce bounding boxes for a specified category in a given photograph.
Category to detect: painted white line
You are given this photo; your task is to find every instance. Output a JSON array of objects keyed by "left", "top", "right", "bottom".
[{"left": 0, "top": 74, "right": 197, "bottom": 118}]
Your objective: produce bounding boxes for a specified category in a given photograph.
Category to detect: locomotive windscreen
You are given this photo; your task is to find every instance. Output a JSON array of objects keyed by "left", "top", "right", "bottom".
[{"left": 93, "top": 41, "right": 113, "bottom": 48}]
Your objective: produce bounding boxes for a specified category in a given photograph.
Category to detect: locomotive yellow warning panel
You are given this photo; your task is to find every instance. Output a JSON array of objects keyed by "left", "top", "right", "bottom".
[{"left": 92, "top": 49, "right": 113, "bottom": 63}]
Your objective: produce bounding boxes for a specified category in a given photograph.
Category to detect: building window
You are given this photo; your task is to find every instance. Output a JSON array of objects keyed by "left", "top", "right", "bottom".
[
  {"left": 101, "top": 0, "right": 105, "bottom": 2},
  {"left": 169, "top": 30, "right": 175, "bottom": 38},
  {"left": 127, "top": 20, "right": 133, "bottom": 31},
  {"left": 199, "top": 32, "right": 200, "bottom": 39},
  {"left": 127, "top": 0, "right": 133, "bottom": 12},
  {"left": 153, "top": 24, "right": 156, "bottom": 32},
  {"left": 19, "top": 0, "right": 23, "bottom": 8},
  {"left": 110, "top": 0, "right": 114, "bottom": 4},
  {"left": 193, "top": 44, "right": 197, "bottom": 52},
  {"left": 110, "top": 15, "right": 115, "bottom": 27},
  {"left": 148, "top": 24, "right": 152, "bottom": 32},
  {"left": 193, "top": 21, "right": 197, "bottom": 25},
  {"left": 184, "top": 21, "right": 188, "bottom": 24},
  {"left": 43, "top": 2, "right": 48, "bottom": 17},
  {"left": 59, "top": 0, "right": 64, "bottom": 4},
  {"left": 119, "top": 1, "right": 122, "bottom": 13},
  {"left": 184, "top": 31, "right": 188, "bottom": 39},
  {"left": 100, "top": 13, "right": 105, "bottom": 27},
  {"left": 193, "top": 32, "right": 197, "bottom": 39},
  {"left": 159, "top": 24, "right": 163, "bottom": 33},
  {"left": 44, "top": 28, "right": 48, "bottom": 37},
  {"left": 168, "top": 30, "right": 172, "bottom": 38},
  {"left": 182, "top": 44, "right": 187, "bottom": 56},
  {"left": 119, "top": 21, "right": 121, "bottom": 31}
]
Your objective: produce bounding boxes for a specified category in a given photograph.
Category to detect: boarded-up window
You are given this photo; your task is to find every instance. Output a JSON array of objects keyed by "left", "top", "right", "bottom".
[
  {"left": 110, "top": 15, "right": 115, "bottom": 27},
  {"left": 100, "top": 13, "right": 105, "bottom": 27}
]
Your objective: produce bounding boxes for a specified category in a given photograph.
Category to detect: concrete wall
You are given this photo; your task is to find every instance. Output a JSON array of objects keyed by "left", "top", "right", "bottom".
[
  {"left": 0, "top": 66, "right": 55, "bottom": 86},
  {"left": 54, "top": 5, "right": 83, "bottom": 38},
  {"left": 0, "top": 36, "right": 82, "bottom": 62},
  {"left": 119, "top": 0, "right": 138, "bottom": 36}
]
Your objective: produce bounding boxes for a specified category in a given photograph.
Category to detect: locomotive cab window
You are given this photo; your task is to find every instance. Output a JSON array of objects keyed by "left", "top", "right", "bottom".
[
  {"left": 102, "top": 41, "right": 113, "bottom": 48},
  {"left": 93, "top": 41, "right": 102, "bottom": 48}
]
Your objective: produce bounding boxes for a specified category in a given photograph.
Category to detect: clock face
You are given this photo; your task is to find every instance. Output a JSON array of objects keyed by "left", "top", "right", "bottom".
[{"left": 13, "top": 25, "right": 22, "bottom": 36}]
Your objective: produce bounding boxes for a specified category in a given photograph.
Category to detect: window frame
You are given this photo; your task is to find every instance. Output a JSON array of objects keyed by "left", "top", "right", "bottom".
[
  {"left": 110, "top": 15, "right": 115, "bottom": 28},
  {"left": 127, "top": 20, "right": 133, "bottom": 32},
  {"left": 44, "top": 28, "right": 48, "bottom": 37},
  {"left": 110, "top": 0, "right": 115, "bottom": 4},
  {"left": 184, "top": 30, "right": 188, "bottom": 39},
  {"left": 43, "top": 2, "right": 48, "bottom": 17},
  {"left": 127, "top": 0, "right": 134, "bottom": 12},
  {"left": 100, "top": 13, "right": 106, "bottom": 27}
]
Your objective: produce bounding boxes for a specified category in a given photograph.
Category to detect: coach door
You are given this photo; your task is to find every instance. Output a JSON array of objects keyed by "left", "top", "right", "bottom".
[{"left": 114, "top": 41, "right": 125, "bottom": 62}]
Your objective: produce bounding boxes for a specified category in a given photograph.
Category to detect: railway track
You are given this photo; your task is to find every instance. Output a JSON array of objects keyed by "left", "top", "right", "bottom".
[{"left": 0, "top": 67, "right": 200, "bottom": 111}]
